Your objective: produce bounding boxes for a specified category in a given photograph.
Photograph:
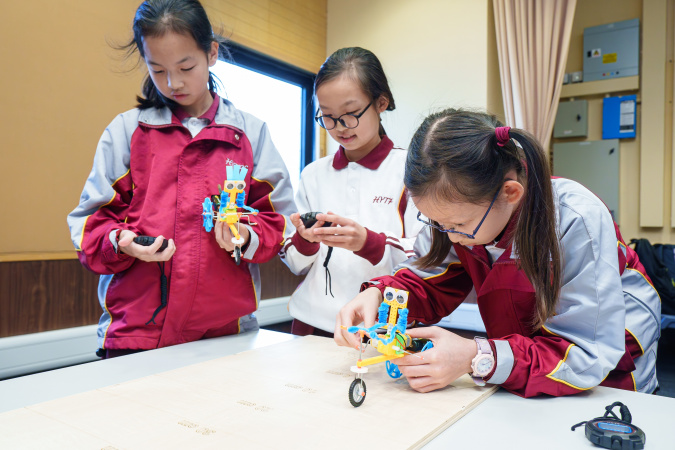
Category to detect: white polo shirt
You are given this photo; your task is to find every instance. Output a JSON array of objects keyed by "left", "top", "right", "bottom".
[{"left": 280, "top": 136, "right": 423, "bottom": 332}]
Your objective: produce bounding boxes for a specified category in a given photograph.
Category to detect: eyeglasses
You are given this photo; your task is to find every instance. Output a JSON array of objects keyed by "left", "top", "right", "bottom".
[
  {"left": 314, "top": 101, "right": 373, "bottom": 130},
  {"left": 416, "top": 187, "right": 501, "bottom": 239}
]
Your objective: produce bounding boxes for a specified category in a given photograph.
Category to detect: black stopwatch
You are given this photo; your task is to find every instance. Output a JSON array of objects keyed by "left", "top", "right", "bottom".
[{"left": 571, "top": 401, "right": 645, "bottom": 449}]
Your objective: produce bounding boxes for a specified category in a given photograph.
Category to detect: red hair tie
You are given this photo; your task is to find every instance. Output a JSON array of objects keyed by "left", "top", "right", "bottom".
[{"left": 495, "top": 126, "right": 511, "bottom": 147}]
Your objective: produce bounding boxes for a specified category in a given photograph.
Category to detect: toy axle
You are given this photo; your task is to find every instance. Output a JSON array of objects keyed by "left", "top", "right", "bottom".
[{"left": 356, "top": 353, "right": 404, "bottom": 368}]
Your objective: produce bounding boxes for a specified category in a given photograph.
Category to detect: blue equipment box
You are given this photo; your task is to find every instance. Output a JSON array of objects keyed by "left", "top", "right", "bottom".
[{"left": 602, "top": 95, "right": 636, "bottom": 139}]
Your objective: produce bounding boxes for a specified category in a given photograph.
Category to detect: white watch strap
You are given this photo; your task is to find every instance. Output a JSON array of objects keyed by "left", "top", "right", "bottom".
[{"left": 475, "top": 337, "right": 492, "bottom": 356}]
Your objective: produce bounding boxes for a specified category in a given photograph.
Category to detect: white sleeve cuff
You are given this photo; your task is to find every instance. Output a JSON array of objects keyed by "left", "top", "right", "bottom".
[
  {"left": 487, "top": 339, "right": 514, "bottom": 385},
  {"left": 243, "top": 225, "right": 258, "bottom": 260},
  {"left": 109, "top": 229, "right": 120, "bottom": 253}
]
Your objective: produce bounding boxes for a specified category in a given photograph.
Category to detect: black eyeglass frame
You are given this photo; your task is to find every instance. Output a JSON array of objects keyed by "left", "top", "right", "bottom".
[
  {"left": 416, "top": 187, "right": 501, "bottom": 239},
  {"left": 314, "top": 101, "right": 373, "bottom": 130}
]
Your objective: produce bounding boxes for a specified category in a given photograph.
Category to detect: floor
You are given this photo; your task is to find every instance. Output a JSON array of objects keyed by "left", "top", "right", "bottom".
[{"left": 261, "top": 322, "right": 675, "bottom": 398}]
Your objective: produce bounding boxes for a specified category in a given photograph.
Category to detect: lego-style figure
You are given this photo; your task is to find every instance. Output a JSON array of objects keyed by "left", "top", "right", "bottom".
[
  {"left": 344, "top": 287, "right": 433, "bottom": 407},
  {"left": 202, "top": 164, "right": 259, "bottom": 264}
]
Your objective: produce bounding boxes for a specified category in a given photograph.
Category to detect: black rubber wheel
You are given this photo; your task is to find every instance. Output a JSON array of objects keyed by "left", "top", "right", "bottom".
[
  {"left": 348, "top": 378, "right": 367, "bottom": 407},
  {"left": 234, "top": 246, "right": 241, "bottom": 266}
]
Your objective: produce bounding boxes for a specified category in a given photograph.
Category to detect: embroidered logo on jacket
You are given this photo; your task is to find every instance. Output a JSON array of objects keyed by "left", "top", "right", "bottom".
[
  {"left": 225, "top": 158, "right": 248, "bottom": 170},
  {"left": 373, "top": 196, "right": 393, "bottom": 204}
]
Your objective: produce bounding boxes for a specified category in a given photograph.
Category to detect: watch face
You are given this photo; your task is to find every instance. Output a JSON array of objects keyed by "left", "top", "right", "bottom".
[{"left": 475, "top": 355, "right": 494, "bottom": 375}]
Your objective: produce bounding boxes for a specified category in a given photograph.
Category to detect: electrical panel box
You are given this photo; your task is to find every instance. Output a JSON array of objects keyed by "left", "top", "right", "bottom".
[
  {"left": 603, "top": 95, "right": 637, "bottom": 139},
  {"left": 553, "top": 140, "right": 620, "bottom": 222},
  {"left": 583, "top": 18, "right": 639, "bottom": 82},
  {"left": 554, "top": 100, "right": 588, "bottom": 138}
]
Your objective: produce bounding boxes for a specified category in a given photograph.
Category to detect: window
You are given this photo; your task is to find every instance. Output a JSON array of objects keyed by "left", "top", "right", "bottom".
[{"left": 211, "top": 44, "right": 315, "bottom": 192}]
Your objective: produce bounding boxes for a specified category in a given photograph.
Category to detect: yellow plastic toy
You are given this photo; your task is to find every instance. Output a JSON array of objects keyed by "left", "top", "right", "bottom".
[
  {"left": 343, "top": 287, "right": 433, "bottom": 407},
  {"left": 202, "top": 164, "right": 258, "bottom": 265}
]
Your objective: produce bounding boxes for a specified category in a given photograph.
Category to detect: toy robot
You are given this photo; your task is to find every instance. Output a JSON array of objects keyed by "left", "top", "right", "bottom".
[
  {"left": 344, "top": 287, "right": 434, "bottom": 407},
  {"left": 201, "top": 164, "right": 258, "bottom": 265}
]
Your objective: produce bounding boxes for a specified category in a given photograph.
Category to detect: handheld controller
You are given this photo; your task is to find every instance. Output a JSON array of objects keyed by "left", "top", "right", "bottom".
[
  {"left": 299, "top": 211, "right": 332, "bottom": 228},
  {"left": 133, "top": 235, "right": 169, "bottom": 252}
]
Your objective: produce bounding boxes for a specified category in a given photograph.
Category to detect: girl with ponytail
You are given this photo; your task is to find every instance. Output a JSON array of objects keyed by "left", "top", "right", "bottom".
[{"left": 335, "top": 108, "right": 660, "bottom": 397}]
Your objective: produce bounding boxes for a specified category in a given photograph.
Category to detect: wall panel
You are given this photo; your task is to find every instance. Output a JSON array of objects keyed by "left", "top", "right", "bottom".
[
  {"left": 0, "top": 257, "right": 301, "bottom": 338},
  {"left": 0, "top": 260, "right": 100, "bottom": 338},
  {"left": 640, "top": 0, "right": 667, "bottom": 227},
  {"left": 205, "top": 0, "right": 326, "bottom": 73},
  {"left": 326, "top": 0, "right": 490, "bottom": 155}
]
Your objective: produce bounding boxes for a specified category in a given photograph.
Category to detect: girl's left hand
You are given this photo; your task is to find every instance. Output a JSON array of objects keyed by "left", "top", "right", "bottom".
[
  {"left": 394, "top": 326, "right": 477, "bottom": 393},
  {"left": 214, "top": 221, "right": 250, "bottom": 252},
  {"left": 311, "top": 212, "right": 367, "bottom": 252}
]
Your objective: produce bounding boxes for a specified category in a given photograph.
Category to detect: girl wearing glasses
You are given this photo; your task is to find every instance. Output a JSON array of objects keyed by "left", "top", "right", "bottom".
[
  {"left": 335, "top": 108, "right": 660, "bottom": 397},
  {"left": 280, "top": 47, "right": 423, "bottom": 336}
]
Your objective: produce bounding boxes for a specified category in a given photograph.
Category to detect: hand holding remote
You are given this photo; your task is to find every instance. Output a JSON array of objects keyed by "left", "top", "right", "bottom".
[
  {"left": 133, "top": 235, "right": 169, "bottom": 252},
  {"left": 117, "top": 231, "right": 175, "bottom": 262},
  {"left": 299, "top": 211, "right": 333, "bottom": 228},
  {"left": 290, "top": 212, "right": 332, "bottom": 243}
]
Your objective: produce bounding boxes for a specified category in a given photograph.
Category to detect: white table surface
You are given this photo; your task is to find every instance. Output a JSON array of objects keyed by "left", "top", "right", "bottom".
[{"left": 1, "top": 329, "right": 672, "bottom": 449}]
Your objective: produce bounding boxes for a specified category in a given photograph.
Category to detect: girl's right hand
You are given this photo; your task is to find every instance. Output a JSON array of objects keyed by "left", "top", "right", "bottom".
[
  {"left": 117, "top": 230, "right": 176, "bottom": 262},
  {"left": 334, "top": 287, "right": 383, "bottom": 348},
  {"left": 289, "top": 212, "right": 325, "bottom": 243}
]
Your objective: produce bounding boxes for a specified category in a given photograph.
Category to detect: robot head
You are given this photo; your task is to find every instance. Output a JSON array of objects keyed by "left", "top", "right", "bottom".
[
  {"left": 223, "top": 164, "right": 249, "bottom": 200},
  {"left": 382, "top": 287, "right": 409, "bottom": 327},
  {"left": 224, "top": 180, "right": 246, "bottom": 194},
  {"left": 383, "top": 287, "right": 408, "bottom": 309}
]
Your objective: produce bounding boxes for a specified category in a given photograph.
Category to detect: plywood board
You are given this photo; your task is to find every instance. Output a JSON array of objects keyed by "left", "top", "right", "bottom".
[{"left": 0, "top": 336, "right": 496, "bottom": 449}]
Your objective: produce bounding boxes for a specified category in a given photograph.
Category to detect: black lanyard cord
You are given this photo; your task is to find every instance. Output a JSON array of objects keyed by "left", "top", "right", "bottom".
[
  {"left": 146, "top": 261, "right": 168, "bottom": 325},
  {"left": 324, "top": 246, "right": 334, "bottom": 298}
]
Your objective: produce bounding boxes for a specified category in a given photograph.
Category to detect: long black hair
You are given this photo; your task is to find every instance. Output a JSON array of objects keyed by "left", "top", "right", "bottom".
[
  {"left": 406, "top": 108, "right": 561, "bottom": 329},
  {"left": 118, "top": 0, "right": 229, "bottom": 109},
  {"left": 314, "top": 47, "right": 395, "bottom": 136}
]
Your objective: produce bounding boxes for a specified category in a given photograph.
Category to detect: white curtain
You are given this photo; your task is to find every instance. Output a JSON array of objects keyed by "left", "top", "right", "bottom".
[{"left": 493, "top": 0, "right": 577, "bottom": 152}]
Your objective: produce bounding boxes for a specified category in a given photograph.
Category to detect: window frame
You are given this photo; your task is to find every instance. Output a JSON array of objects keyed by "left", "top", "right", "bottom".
[{"left": 223, "top": 43, "right": 316, "bottom": 171}]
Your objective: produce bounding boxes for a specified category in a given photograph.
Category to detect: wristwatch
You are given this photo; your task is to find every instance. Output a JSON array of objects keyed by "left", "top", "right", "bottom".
[{"left": 470, "top": 337, "right": 495, "bottom": 386}]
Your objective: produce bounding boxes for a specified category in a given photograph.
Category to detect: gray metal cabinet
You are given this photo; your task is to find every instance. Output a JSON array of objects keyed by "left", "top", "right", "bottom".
[{"left": 553, "top": 139, "right": 620, "bottom": 222}]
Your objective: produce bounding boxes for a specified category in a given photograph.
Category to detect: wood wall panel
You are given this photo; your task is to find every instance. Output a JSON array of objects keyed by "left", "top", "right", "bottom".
[
  {"left": 258, "top": 256, "right": 304, "bottom": 300},
  {"left": 0, "top": 257, "right": 302, "bottom": 338},
  {"left": 0, "top": 260, "right": 100, "bottom": 338},
  {"left": 204, "top": 0, "right": 327, "bottom": 73}
]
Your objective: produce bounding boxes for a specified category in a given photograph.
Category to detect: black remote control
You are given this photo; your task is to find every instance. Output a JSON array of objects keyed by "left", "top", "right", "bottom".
[
  {"left": 300, "top": 211, "right": 332, "bottom": 228},
  {"left": 133, "top": 235, "right": 169, "bottom": 252}
]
